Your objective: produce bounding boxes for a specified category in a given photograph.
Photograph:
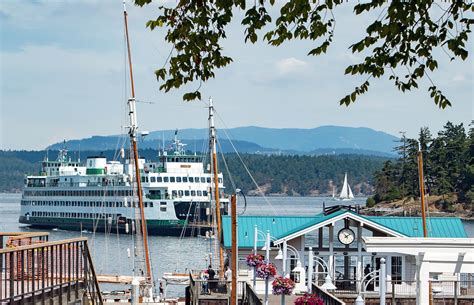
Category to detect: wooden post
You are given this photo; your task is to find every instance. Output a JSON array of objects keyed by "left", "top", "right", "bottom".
[
  {"left": 418, "top": 148, "right": 428, "bottom": 238},
  {"left": 231, "top": 194, "right": 237, "bottom": 305}
]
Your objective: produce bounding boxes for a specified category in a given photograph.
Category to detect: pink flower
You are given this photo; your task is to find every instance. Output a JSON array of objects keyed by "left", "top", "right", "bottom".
[
  {"left": 294, "top": 294, "right": 324, "bottom": 305},
  {"left": 256, "top": 263, "right": 277, "bottom": 279},
  {"left": 272, "top": 276, "right": 295, "bottom": 295},
  {"left": 246, "top": 253, "right": 265, "bottom": 267}
]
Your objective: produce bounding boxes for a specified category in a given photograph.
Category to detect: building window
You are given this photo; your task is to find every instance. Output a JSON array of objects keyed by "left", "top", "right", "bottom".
[{"left": 391, "top": 256, "right": 402, "bottom": 284}]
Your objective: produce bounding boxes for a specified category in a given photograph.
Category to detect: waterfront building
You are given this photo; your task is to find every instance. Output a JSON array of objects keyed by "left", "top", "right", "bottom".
[{"left": 222, "top": 206, "right": 473, "bottom": 305}]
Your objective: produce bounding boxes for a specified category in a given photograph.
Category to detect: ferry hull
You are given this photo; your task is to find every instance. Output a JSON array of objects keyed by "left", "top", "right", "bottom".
[{"left": 18, "top": 216, "right": 212, "bottom": 237}]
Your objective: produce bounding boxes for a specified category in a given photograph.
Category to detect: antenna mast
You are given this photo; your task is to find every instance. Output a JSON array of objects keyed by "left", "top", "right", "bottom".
[
  {"left": 123, "top": 1, "right": 153, "bottom": 284},
  {"left": 209, "top": 98, "right": 225, "bottom": 276}
]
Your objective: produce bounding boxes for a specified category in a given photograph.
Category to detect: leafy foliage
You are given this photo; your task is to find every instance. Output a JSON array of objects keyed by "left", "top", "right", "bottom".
[
  {"left": 135, "top": 0, "right": 473, "bottom": 106},
  {"left": 371, "top": 122, "right": 473, "bottom": 205}
]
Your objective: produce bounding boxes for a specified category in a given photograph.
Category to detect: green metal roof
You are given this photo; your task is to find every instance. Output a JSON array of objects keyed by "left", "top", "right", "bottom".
[
  {"left": 222, "top": 212, "right": 467, "bottom": 248},
  {"left": 366, "top": 216, "right": 467, "bottom": 238},
  {"left": 222, "top": 215, "right": 316, "bottom": 249}
]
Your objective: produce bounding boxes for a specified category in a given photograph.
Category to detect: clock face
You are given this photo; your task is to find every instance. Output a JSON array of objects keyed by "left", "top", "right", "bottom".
[{"left": 338, "top": 228, "right": 355, "bottom": 245}]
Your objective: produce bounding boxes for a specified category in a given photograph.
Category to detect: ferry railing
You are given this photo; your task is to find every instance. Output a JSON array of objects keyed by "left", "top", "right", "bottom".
[{"left": 0, "top": 237, "right": 102, "bottom": 305}]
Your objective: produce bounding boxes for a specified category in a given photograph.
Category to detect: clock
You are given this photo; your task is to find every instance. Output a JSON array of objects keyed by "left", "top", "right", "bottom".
[{"left": 338, "top": 228, "right": 355, "bottom": 245}]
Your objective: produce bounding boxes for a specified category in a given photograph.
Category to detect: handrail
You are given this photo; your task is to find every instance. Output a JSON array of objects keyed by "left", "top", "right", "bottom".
[
  {"left": 0, "top": 237, "right": 87, "bottom": 254},
  {"left": 312, "top": 283, "right": 346, "bottom": 305},
  {"left": 0, "top": 232, "right": 49, "bottom": 237}
]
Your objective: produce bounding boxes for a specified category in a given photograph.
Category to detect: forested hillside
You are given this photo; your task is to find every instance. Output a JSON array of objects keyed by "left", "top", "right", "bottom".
[
  {"left": 0, "top": 150, "right": 387, "bottom": 195},
  {"left": 369, "top": 122, "right": 473, "bottom": 207}
]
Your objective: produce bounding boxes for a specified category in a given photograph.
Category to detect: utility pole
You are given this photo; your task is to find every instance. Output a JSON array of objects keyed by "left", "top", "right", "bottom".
[
  {"left": 417, "top": 143, "right": 428, "bottom": 238},
  {"left": 399, "top": 131, "right": 407, "bottom": 197},
  {"left": 230, "top": 194, "right": 237, "bottom": 305}
]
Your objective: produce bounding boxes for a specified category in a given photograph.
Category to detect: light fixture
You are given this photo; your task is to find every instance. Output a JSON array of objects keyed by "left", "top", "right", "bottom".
[
  {"left": 320, "top": 274, "right": 337, "bottom": 290},
  {"left": 275, "top": 249, "right": 283, "bottom": 260},
  {"left": 292, "top": 261, "right": 305, "bottom": 273}
]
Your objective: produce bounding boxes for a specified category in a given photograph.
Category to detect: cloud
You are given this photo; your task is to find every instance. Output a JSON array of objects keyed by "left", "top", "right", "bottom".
[{"left": 275, "top": 57, "right": 310, "bottom": 75}]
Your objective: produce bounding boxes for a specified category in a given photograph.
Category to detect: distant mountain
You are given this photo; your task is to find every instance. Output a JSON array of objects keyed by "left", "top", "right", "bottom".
[{"left": 47, "top": 125, "right": 399, "bottom": 156}]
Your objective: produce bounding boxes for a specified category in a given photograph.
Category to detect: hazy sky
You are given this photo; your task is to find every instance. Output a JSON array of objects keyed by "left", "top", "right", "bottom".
[{"left": 1, "top": 1, "right": 473, "bottom": 150}]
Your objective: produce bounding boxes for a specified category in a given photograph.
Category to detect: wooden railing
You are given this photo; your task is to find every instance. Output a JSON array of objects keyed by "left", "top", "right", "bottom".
[
  {"left": 242, "top": 282, "right": 262, "bottom": 305},
  {"left": 312, "top": 283, "right": 346, "bottom": 305},
  {"left": 0, "top": 236, "right": 102, "bottom": 304}
]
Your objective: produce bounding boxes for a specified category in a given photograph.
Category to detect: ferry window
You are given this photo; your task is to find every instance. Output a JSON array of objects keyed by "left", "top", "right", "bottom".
[
  {"left": 207, "top": 177, "right": 211, "bottom": 183},
  {"left": 164, "top": 177, "right": 169, "bottom": 182},
  {"left": 141, "top": 177, "right": 145, "bottom": 182},
  {"left": 203, "top": 191, "right": 208, "bottom": 196},
  {"left": 201, "top": 177, "right": 205, "bottom": 183},
  {"left": 178, "top": 190, "right": 183, "bottom": 197},
  {"left": 176, "top": 177, "right": 182, "bottom": 182},
  {"left": 170, "top": 177, "right": 175, "bottom": 182},
  {"left": 149, "top": 202, "right": 153, "bottom": 208},
  {"left": 188, "top": 177, "right": 194, "bottom": 183},
  {"left": 172, "top": 190, "right": 177, "bottom": 197},
  {"left": 218, "top": 178, "right": 222, "bottom": 183},
  {"left": 191, "top": 190, "right": 196, "bottom": 196},
  {"left": 157, "top": 177, "right": 163, "bottom": 182},
  {"left": 391, "top": 256, "right": 402, "bottom": 284},
  {"left": 145, "top": 202, "right": 148, "bottom": 208},
  {"left": 150, "top": 177, "right": 156, "bottom": 182},
  {"left": 197, "top": 191, "right": 202, "bottom": 196},
  {"left": 184, "top": 190, "right": 190, "bottom": 196},
  {"left": 182, "top": 177, "right": 188, "bottom": 183},
  {"left": 160, "top": 202, "right": 167, "bottom": 212}
]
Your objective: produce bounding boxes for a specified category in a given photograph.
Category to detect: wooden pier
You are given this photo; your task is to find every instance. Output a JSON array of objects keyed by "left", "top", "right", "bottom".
[{"left": 0, "top": 232, "right": 102, "bottom": 305}]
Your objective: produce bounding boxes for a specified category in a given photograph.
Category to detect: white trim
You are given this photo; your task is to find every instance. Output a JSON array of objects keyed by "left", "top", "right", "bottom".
[{"left": 274, "top": 212, "right": 406, "bottom": 245}]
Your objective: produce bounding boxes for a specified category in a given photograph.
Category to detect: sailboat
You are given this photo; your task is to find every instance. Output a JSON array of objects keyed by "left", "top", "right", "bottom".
[{"left": 339, "top": 173, "right": 354, "bottom": 201}]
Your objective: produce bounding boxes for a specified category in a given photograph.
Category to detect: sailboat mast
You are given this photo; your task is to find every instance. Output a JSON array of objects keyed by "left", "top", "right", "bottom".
[
  {"left": 417, "top": 145, "right": 428, "bottom": 237},
  {"left": 209, "top": 98, "right": 225, "bottom": 276},
  {"left": 123, "top": 2, "right": 152, "bottom": 282}
]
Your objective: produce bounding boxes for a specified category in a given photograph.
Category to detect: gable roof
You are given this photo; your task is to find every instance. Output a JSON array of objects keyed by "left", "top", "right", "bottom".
[
  {"left": 222, "top": 212, "right": 467, "bottom": 249},
  {"left": 366, "top": 216, "right": 467, "bottom": 238}
]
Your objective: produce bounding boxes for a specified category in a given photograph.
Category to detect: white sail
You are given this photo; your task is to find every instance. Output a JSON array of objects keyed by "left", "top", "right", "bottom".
[{"left": 339, "top": 173, "right": 354, "bottom": 200}]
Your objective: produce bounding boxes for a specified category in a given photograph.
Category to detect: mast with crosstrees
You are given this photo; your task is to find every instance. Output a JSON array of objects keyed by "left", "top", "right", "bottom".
[
  {"left": 209, "top": 98, "right": 225, "bottom": 277},
  {"left": 123, "top": 0, "right": 153, "bottom": 294}
]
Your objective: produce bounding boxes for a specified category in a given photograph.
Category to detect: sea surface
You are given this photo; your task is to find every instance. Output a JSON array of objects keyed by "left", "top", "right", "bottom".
[{"left": 1, "top": 193, "right": 473, "bottom": 297}]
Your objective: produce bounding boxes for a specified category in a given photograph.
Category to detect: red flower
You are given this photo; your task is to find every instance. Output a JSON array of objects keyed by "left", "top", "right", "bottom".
[
  {"left": 256, "top": 263, "right": 277, "bottom": 279},
  {"left": 294, "top": 293, "right": 324, "bottom": 305},
  {"left": 272, "top": 276, "right": 295, "bottom": 295}
]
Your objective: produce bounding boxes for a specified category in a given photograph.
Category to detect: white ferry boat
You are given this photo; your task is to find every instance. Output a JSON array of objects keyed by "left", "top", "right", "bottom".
[{"left": 19, "top": 134, "right": 229, "bottom": 236}]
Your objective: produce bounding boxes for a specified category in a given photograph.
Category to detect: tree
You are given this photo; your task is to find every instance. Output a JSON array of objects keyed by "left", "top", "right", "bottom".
[{"left": 135, "top": 0, "right": 472, "bottom": 107}]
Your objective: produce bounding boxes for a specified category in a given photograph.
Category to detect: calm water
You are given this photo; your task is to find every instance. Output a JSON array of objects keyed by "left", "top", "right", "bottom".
[{"left": 1, "top": 193, "right": 472, "bottom": 296}]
